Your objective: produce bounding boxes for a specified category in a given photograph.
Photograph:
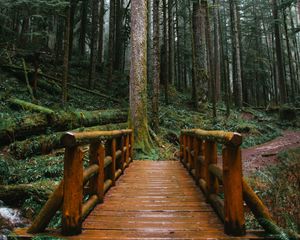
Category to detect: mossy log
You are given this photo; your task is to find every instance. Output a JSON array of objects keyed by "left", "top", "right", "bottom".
[
  {"left": 48, "top": 109, "right": 127, "bottom": 131},
  {"left": 8, "top": 98, "right": 54, "bottom": 114},
  {"left": 0, "top": 109, "right": 128, "bottom": 146},
  {"left": 0, "top": 184, "right": 51, "bottom": 207},
  {"left": 0, "top": 113, "right": 49, "bottom": 145},
  {"left": 9, "top": 123, "right": 128, "bottom": 159}
]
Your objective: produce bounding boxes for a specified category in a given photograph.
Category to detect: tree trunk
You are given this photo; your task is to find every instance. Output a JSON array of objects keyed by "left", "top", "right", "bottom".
[
  {"left": 115, "top": 0, "right": 124, "bottom": 71},
  {"left": 130, "top": 0, "right": 152, "bottom": 153},
  {"left": 204, "top": 0, "right": 215, "bottom": 117},
  {"left": 162, "top": 0, "right": 169, "bottom": 104},
  {"left": 79, "top": 0, "right": 88, "bottom": 58},
  {"left": 108, "top": 0, "right": 116, "bottom": 84},
  {"left": 98, "top": 0, "right": 105, "bottom": 66},
  {"left": 175, "top": 0, "right": 182, "bottom": 90},
  {"left": 68, "top": 0, "right": 77, "bottom": 61},
  {"left": 152, "top": 0, "right": 160, "bottom": 131},
  {"left": 62, "top": 6, "right": 71, "bottom": 105},
  {"left": 168, "top": 0, "right": 175, "bottom": 86},
  {"left": 89, "top": 0, "right": 100, "bottom": 89},
  {"left": 272, "top": 0, "right": 287, "bottom": 104},
  {"left": 213, "top": 0, "right": 221, "bottom": 102},
  {"left": 282, "top": 9, "right": 295, "bottom": 101},
  {"left": 229, "top": 0, "right": 243, "bottom": 108}
]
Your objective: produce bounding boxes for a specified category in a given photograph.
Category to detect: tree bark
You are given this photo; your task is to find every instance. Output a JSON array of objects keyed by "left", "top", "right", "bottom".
[
  {"left": 62, "top": 5, "right": 71, "bottom": 105},
  {"left": 152, "top": 0, "right": 160, "bottom": 131},
  {"left": 229, "top": 0, "right": 243, "bottom": 108},
  {"left": 108, "top": 0, "right": 116, "bottom": 84},
  {"left": 130, "top": 0, "right": 152, "bottom": 153},
  {"left": 162, "top": 0, "right": 169, "bottom": 104},
  {"left": 272, "top": 0, "right": 287, "bottom": 104},
  {"left": 98, "top": 0, "right": 105, "bottom": 66},
  {"left": 79, "top": 0, "right": 88, "bottom": 58},
  {"left": 89, "top": 0, "right": 100, "bottom": 89}
]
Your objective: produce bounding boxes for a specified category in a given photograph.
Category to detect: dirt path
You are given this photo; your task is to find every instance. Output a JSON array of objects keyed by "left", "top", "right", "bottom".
[{"left": 242, "top": 130, "right": 300, "bottom": 176}]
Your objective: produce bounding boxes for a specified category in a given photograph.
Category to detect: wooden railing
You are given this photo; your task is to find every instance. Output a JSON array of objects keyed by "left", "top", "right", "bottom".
[
  {"left": 27, "top": 129, "right": 133, "bottom": 236},
  {"left": 180, "top": 129, "right": 283, "bottom": 237}
]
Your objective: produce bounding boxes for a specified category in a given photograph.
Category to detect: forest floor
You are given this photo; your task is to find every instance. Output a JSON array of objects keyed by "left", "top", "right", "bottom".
[{"left": 242, "top": 130, "right": 300, "bottom": 175}]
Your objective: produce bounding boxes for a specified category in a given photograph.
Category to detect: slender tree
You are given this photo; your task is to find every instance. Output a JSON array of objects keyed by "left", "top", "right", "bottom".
[
  {"left": 98, "top": 0, "right": 105, "bottom": 65},
  {"left": 79, "top": 0, "right": 88, "bottom": 57},
  {"left": 62, "top": 5, "right": 71, "bottom": 105},
  {"left": 229, "top": 0, "right": 243, "bottom": 108},
  {"left": 108, "top": 0, "right": 116, "bottom": 84},
  {"left": 152, "top": 0, "right": 160, "bottom": 131},
  {"left": 89, "top": 0, "right": 100, "bottom": 89},
  {"left": 272, "top": 0, "right": 287, "bottom": 104}
]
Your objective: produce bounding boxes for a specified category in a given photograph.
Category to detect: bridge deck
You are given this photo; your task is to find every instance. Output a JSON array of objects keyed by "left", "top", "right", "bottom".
[
  {"left": 78, "top": 160, "right": 264, "bottom": 239},
  {"left": 16, "top": 160, "right": 268, "bottom": 239}
]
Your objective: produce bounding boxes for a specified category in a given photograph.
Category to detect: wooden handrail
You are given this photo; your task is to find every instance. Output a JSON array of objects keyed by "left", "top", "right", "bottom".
[
  {"left": 181, "top": 129, "right": 245, "bottom": 236},
  {"left": 28, "top": 129, "right": 133, "bottom": 236},
  {"left": 181, "top": 129, "right": 242, "bottom": 146},
  {"left": 180, "top": 129, "right": 293, "bottom": 237}
]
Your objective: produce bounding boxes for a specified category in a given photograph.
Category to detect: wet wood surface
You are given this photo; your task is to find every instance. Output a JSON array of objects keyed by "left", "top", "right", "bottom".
[
  {"left": 80, "top": 161, "right": 265, "bottom": 239},
  {"left": 16, "top": 160, "right": 269, "bottom": 239}
]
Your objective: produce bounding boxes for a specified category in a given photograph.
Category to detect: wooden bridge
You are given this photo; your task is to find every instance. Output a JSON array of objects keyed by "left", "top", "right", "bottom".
[{"left": 15, "top": 128, "right": 284, "bottom": 239}]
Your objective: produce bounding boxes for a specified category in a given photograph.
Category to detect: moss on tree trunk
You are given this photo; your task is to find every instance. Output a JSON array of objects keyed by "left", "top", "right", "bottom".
[{"left": 130, "top": 0, "right": 152, "bottom": 154}]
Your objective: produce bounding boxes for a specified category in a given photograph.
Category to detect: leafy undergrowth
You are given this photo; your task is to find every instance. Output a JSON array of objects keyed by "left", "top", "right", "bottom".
[
  {"left": 151, "top": 89, "right": 284, "bottom": 160},
  {"left": 247, "top": 148, "right": 300, "bottom": 234}
]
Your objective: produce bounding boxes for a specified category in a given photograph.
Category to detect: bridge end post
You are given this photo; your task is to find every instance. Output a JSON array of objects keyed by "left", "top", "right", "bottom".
[
  {"left": 62, "top": 146, "right": 84, "bottom": 236},
  {"left": 222, "top": 145, "right": 246, "bottom": 236}
]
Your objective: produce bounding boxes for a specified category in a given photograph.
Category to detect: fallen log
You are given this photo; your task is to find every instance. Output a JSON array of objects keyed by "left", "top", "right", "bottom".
[
  {"left": 9, "top": 122, "right": 128, "bottom": 159},
  {"left": 48, "top": 109, "right": 127, "bottom": 131},
  {"left": 8, "top": 98, "right": 54, "bottom": 114},
  {"left": 0, "top": 184, "right": 52, "bottom": 207},
  {"left": 0, "top": 113, "right": 49, "bottom": 145},
  {"left": 0, "top": 109, "right": 128, "bottom": 146}
]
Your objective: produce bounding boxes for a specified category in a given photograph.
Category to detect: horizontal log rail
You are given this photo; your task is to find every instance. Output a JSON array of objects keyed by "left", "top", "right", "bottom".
[
  {"left": 27, "top": 129, "right": 133, "bottom": 236},
  {"left": 180, "top": 129, "right": 284, "bottom": 237}
]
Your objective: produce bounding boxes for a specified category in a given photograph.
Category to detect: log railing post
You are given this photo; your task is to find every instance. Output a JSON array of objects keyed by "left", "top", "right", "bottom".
[
  {"left": 125, "top": 134, "right": 130, "bottom": 166},
  {"left": 89, "top": 142, "right": 105, "bottom": 203},
  {"left": 62, "top": 146, "right": 84, "bottom": 236},
  {"left": 120, "top": 136, "right": 125, "bottom": 172},
  {"left": 111, "top": 138, "right": 116, "bottom": 186},
  {"left": 206, "top": 141, "right": 218, "bottom": 196},
  {"left": 187, "top": 136, "right": 193, "bottom": 170},
  {"left": 183, "top": 135, "right": 187, "bottom": 165},
  {"left": 193, "top": 137, "right": 200, "bottom": 181},
  {"left": 129, "top": 132, "right": 133, "bottom": 162},
  {"left": 222, "top": 145, "right": 245, "bottom": 236},
  {"left": 179, "top": 135, "right": 183, "bottom": 162}
]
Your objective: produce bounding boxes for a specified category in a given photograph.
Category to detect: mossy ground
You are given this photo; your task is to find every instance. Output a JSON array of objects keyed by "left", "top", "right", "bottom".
[{"left": 246, "top": 148, "right": 300, "bottom": 234}]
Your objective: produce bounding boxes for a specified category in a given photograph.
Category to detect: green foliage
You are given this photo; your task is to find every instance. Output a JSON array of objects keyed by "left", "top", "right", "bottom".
[
  {"left": 251, "top": 148, "right": 300, "bottom": 234},
  {"left": 7, "top": 155, "right": 63, "bottom": 184}
]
